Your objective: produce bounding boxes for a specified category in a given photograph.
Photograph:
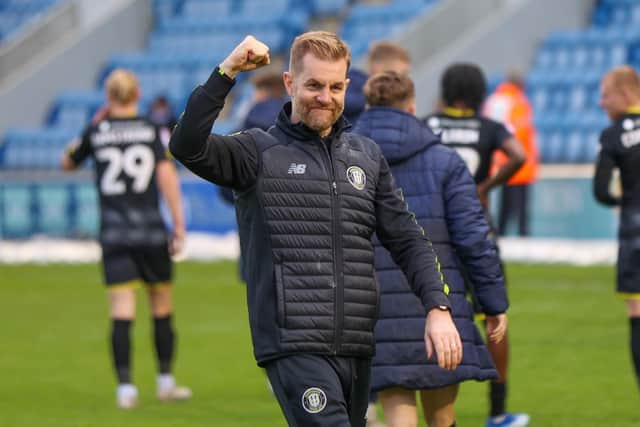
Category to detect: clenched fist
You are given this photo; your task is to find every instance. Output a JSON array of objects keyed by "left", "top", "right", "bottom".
[{"left": 219, "top": 35, "right": 270, "bottom": 79}]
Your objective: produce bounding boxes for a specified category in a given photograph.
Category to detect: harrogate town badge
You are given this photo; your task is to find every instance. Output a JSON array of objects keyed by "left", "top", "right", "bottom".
[
  {"left": 347, "top": 166, "right": 366, "bottom": 190},
  {"left": 301, "top": 387, "right": 327, "bottom": 414}
]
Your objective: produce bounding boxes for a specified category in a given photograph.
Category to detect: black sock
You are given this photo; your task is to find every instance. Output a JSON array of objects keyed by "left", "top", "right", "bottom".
[
  {"left": 111, "top": 319, "right": 132, "bottom": 384},
  {"left": 489, "top": 381, "right": 506, "bottom": 417},
  {"left": 154, "top": 315, "right": 174, "bottom": 374},
  {"left": 631, "top": 317, "right": 640, "bottom": 388}
]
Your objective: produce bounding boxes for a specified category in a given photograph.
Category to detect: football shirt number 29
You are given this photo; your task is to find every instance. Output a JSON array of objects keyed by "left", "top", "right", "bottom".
[{"left": 96, "top": 144, "right": 155, "bottom": 195}]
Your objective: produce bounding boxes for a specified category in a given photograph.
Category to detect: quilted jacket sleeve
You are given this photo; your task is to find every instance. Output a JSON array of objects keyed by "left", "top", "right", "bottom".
[{"left": 443, "top": 150, "right": 508, "bottom": 315}]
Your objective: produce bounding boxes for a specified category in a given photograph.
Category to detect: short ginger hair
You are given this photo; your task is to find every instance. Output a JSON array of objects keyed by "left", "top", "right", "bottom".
[
  {"left": 289, "top": 31, "right": 351, "bottom": 76},
  {"left": 367, "top": 41, "right": 410, "bottom": 68},
  {"left": 607, "top": 65, "right": 640, "bottom": 97}
]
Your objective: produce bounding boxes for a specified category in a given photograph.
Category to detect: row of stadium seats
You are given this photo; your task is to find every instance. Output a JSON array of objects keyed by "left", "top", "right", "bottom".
[
  {"left": 524, "top": 0, "right": 640, "bottom": 163},
  {"left": 0, "top": 0, "right": 59, "bottom": 42},
  {"left": 0, "top": 128, "right": 87, "bottom": 169},
  {"left": 534, "top": 111, "right": 608, "bottom": 163},
  {"left": 533, "top": 28, "right": 640, "bottom": 72},
  {"left": 154, "top": 0, "right": 351, "bottom": 23},
  {"left": 340, "top": 0, "right": 436, "bottom": 57},
  {"left": 1, "top": 0, "right": 440, "bottom": 170},
  {"left": 593, "top": 0, "right": 640, "bottom": 28},
  {"left": 527, "top": 71, "right": 601, "bottom": 114},
  {"left": 537, "top": 126, "right": 601, "bottom": 164}
]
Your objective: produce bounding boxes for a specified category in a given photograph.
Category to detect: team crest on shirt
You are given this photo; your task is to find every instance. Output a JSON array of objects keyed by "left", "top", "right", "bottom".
[
  {"left": 347, "top": 166, "right": 366, "bottom": 190},
  {"left": 301, "top": 387, "right": 327, "bottom": 414}
]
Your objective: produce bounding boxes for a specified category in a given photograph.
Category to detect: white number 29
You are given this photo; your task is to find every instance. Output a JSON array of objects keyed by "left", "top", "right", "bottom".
[{"left": 96, "top": 144, "right": 155, "bottom": 195}]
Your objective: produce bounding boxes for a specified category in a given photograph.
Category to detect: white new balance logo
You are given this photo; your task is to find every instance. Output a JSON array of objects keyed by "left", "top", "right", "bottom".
[{"left": 288, "top": 163, "right": 307, "bottom": 174}]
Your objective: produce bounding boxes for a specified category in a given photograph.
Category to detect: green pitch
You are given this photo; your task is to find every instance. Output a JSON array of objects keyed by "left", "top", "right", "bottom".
[{"left": 0, "top": 261, "right": 637, "bottom": 426}]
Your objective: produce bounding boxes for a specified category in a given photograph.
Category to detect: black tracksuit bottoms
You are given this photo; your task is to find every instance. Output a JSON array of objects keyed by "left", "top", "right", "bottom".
[{"left": 264, "top": 354, "right": 371, "bottom": 427}]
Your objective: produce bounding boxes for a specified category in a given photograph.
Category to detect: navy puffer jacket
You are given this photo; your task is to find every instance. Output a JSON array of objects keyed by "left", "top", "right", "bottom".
[{"left": 354, "top": 107, "right": 508, "bottom": 391}]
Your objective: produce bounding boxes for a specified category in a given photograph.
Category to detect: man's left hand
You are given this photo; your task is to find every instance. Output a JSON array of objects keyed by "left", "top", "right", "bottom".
[{"left": 424, "top": 308, "right": 462, "bottom": 371}]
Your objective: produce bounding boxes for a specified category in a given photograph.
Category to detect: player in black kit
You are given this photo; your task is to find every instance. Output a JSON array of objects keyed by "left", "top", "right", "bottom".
[
  {"left": 61, "top": 69, "right": 191, "bottom": 409},
  {"left": 423, "top": 63, "right": 528, "bottom": 427},
  {"left": 594, "top": 65, "right": 640, "bottom": 392}
]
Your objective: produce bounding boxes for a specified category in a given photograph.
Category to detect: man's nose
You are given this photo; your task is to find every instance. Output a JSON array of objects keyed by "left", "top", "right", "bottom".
[{"left": 316, "top": 88, "right": 331, "bottom": 104}]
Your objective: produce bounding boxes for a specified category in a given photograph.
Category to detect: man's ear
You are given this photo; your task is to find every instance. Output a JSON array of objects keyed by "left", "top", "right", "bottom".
[
  {"left": 345, "top": 78, "right": 350, "bottom": 89},
  {"left": 283, "top": 72, "right": 294, "bottom": 97}
]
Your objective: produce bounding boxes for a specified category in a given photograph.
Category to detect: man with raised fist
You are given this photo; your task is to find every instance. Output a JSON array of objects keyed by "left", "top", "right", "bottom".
[{"left": 169, "top": 32, "right": 460, "bottom": 427}]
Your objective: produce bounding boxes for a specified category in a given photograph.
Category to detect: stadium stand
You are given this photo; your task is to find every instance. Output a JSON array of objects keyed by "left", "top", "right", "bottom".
[
  {"left": 0, "top": 0, "right": 60, "bottom": 43},
  {"left": 0, "top": 0, "right": 439, "bottom": 239},
  {"left": 528, "top": 0, "right": 640, "bottom": 163}
]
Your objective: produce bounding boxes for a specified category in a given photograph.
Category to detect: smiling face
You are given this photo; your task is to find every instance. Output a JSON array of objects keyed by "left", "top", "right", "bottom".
[{"left": 284, "top": 53, "right": 350, "bottom": 137}]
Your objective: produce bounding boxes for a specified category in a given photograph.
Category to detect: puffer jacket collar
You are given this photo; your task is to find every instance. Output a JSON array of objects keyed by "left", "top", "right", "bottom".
[
  {"left": 355, "top": 106, "right": 440, "bottom": 165},
  {"left": 275, "top": 102, "right": 352, "bottom": 143}
]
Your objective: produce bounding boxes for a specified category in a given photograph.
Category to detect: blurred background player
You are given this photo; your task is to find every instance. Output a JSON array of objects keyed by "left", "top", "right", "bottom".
[
  {"left": 240, "top": 69, "right": 288, "bottom": 130},
  {"left": 148, "top": 94, "right": 178, "bottom": 130},
  {"left": 344, "top": 41, "right": 411, "bottom": 126},
  {"left": 484, "top": 71, "right": 539, "bottom": 237},
  {"left": 423, "top": 63, "right": 529, "bottom": 427},
  {"left": 355, "top": 70, "right": 509, "bottom": 427},
  {"left": 593, "top": 65, "right": 640, "bottom": 391},
  {"left": 61, "top": 69, "right": 191, "bottom": 409}
]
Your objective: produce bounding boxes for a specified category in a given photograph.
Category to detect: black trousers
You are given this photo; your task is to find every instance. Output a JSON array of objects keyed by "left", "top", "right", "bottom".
[
  {"left": 498, "top": 184, "right": 530, "bottom": 237},
  {"left": 265, "top": 354, "right": 371, "bottom": 427}
]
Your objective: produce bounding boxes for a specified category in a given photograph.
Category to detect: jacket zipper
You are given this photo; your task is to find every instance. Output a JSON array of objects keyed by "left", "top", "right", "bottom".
[{"left": 319, "top": 137, "right": 342, "bottom": 355}]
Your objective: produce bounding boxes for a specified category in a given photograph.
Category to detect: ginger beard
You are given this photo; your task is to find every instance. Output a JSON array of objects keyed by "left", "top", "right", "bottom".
[
  {"left": 285, "top": 53, "right": 349, "bottom": 136},
  {"left": 298, "top": 98, "right": 343, "bottom": 134}
]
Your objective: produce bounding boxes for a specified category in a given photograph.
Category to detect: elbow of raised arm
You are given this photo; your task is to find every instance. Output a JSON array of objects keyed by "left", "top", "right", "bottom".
[
  {"left": 514, "top": 150, "right": 527, "bottom": 168},
  {"left": 61, "top": 155, "right": 75, "bottom": 171}
]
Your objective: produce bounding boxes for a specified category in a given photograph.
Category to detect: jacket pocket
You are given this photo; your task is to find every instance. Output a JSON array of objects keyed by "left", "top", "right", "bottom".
[{"left": 275, "top": 263, "right": 286, "bottom": 327}]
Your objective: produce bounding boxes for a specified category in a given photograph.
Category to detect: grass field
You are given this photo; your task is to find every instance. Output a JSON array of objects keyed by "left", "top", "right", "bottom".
[{"left": 0, "top": 261, "right": 638, "bottom": 426}]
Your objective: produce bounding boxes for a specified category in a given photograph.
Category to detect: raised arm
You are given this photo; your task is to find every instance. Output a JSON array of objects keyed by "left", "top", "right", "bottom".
[
  {"left": 477, "top": 136, "right": 526, "bottom": 207},
  {"left": 374, "top": 154, "right": 462, "bottom": 370},
  {"left": 156, "top": 159, "right": 185, "bottom": 255},
  {"left": 593, "top": 137, "right": 621, "bottom": 206},
  {"left": 169, "top": 35, "right": 271, "bottom": 190}
]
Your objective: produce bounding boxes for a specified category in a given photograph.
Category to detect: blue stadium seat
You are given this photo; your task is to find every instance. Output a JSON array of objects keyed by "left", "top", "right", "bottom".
[
  {"left": 152, "top": 0, "right": 181, "bottom": 23},
  {"left": 181, "top": 0, "right": 235, "bottom": 18},
  {"left": 2, "top": 128, "right": 78, "bottom": 169},
  {"left": 311, "top": 0, "right": 349, "bottom": 16},
  {"left": 47, "top": 90, "right": 104, "bottom": 129},
  {"left": 239, "top": 0, "right": 289, "bottom": 18}
]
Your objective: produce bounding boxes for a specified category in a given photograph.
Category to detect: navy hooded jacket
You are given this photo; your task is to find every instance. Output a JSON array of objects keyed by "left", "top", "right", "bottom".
[{"left": 354, "top": 107, "right": 508, "bottom": 390}]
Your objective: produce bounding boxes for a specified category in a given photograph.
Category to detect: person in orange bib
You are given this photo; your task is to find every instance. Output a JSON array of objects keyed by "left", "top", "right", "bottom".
[{"left": 484, "top": 71, "right": 539, "bottom": 237}]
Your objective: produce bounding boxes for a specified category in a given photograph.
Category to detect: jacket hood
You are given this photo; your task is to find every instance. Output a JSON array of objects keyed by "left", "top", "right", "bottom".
[
  {"left": 275, "top": 102, "right": 352, "bottom": 141},
  {"left": 344, "top": 68, "right": 368, "bottom": 124},
  {"left": 353, "top": 107, "right": 440, "bottom": 164}
]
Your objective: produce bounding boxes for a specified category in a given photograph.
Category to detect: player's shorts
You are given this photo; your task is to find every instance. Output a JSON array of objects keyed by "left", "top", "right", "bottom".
[
  {"left": 101, "top": 243, "right": 172, "bottom": 288},
  {"left": 616, "top": 238, "right": 640, "bottom": 299}
]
